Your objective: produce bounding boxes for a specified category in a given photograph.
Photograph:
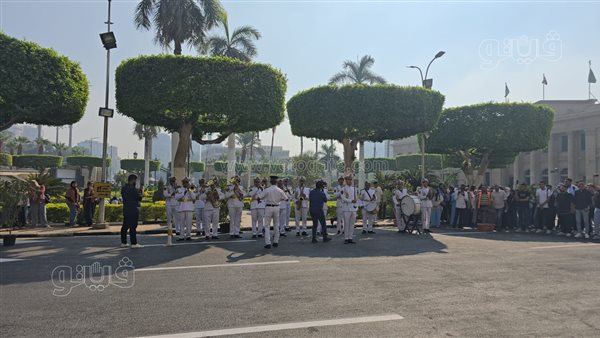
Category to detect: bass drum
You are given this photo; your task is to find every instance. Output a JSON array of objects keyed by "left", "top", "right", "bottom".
[{"left": 400, "top": 195, "right": 421, "bottom": 216}]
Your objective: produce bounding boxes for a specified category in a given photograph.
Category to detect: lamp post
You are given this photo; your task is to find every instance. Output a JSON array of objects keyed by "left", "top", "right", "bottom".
[
  {"left": 97, "top": 0, "right": 117, "bottom": 229},
  {"left": 407, "top": 50, "right": 445, "bottom": 179}
]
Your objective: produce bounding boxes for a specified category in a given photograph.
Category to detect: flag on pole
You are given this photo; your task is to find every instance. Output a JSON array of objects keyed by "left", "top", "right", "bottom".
[
  {"left": 542, "top": 74, "right": 548, "bottom": 85},
  {"left": 589, "top": 65, "right": 597, "bottom": 84},
  {"left": 504, "top": 82, "right": 510, "bottom": 98}
]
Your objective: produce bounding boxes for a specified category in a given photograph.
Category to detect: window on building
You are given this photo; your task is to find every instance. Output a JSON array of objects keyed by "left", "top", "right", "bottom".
[
  {"left": 524, "top": 169, "right": 531, "bottom": 185},
  {"left": 560, "top": 135, "right": 568, "bottom": 152},
  {"left": 580, "top": 133, "right": 586, "bottom": 151},
  {"left": 541, "top": 169, "right": 548, "bottom": 184},
  {"left": 560, "top": 168, "right": 568, "bottom": 183}
]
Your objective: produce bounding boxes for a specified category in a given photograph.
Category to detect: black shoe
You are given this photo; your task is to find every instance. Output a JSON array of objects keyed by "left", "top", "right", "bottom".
[
  {"left": 348, "top": 240, "right": 356, "bottom": 244},
  {"left": 176, "top": 238, "right": 185, "bottom": 242},
  {"left": 235, "top": 235, "right": 242, "bottom": 239},
  {"left": 213, "top": 236, "right": 219, "bottom": 240},
  {"left": 280, "top": 233, "right": 287, "bottom": 237},
  {"left": 252, "top": 235, "right": 257, "bottom": 239},
  {"left": 424, "top": 229, "right": 432, "bottom": 233},
  {"left": 285, "top": 227, "right": 291, "bottom": 232},
  {"left": 273, "top": 243, "right": 279, "bottom": 248},
  {"left": 368, "top": 231, "right": 376, "bottom": 234},
  {"left": 323, "top": 238, "right": 332, "bottom": 242},
  {"left": 239, "top": 231, "right": 243, "bottom": 234},
  {"left": 258, "top": 234, "right": 263, "bottom": 238},
  {"left": 362, "top": 230, "right": 367, "bottom": 234},
  {"left": 296, "top": 232, "right": 300, "bottom": 237},
  {"left": 205, "top": 236, "right": 210, "bottom": 240},
  {"left": 302, "top": 231, "right": 308, "bottom": 236},
  {"left": 185, "top": 237, "right": 192, "bottom": 241},
  {"left": 230, "top": 235, "right": 235, "bottom": 239},
  {"left": 312, "top": 238, "right": 318, "bottom": 243},
  {"left": 337, "top": 230, "right": 341, "bottom": 235},
  {"left": 264, "top": 244, "right": 272, "bottom": 249},
  {"left": 344, "top": 239, "right": 349, "bottom": 244}
]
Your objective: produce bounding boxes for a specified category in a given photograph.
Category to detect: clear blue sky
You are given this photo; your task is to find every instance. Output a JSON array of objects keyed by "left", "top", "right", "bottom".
[{"left": 2, "top": 0, "right": 599, "bottom": 158}]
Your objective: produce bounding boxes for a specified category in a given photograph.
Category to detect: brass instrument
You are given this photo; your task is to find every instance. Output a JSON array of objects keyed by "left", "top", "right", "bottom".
[
  {"left": 206, "top": 179, "right": 221, "bottom": 208},
  {"left": 296, "top": 187, "right": 306, "bottom": 209}
]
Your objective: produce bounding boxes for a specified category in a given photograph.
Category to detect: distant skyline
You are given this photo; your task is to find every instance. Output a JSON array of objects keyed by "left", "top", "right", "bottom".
[{"left": 1, "top": 0, "right": 599, "bottom": 159}]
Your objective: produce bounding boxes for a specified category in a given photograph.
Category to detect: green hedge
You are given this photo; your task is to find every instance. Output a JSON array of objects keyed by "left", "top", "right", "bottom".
[
  {"left": 66, "top": 155, "right": 110, "bottom": 168},
  {"left": 0, "top": 153, "right": 12, "bottom": 167},
  {"left": 13, "top": 155, "right": 62, "bottom": 169},
  {"left": 213, "top": 161, "right": 248, "bottom": 173},
  {"left": 46, "top": 202, "right": 166, "bottom": 224},
  {"left": 121, "top": 159, "right": 160, "bottom": 172},
  {"left": 189, "top": 161, "right": 205, "bottom": 173}
]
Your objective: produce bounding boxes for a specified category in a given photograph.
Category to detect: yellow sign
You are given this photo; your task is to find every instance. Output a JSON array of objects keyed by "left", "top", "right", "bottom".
[{"left": 93, "top": 182, "right": 112, "bottom": 199}]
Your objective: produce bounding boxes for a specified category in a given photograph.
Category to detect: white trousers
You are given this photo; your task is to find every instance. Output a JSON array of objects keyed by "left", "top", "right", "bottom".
[
  {"left": 343, "top": 211, "right": 356, "bottom": 240},
  {"left": 178, "top": 211, "right": 193, "bottom": 239},
  {"left": 284, "top": 203, "right": 291, "bottom": 227},
  {"left": 194, "top": 207, "right": 204, "bottom": 233},
  {"left": 203, "top": 209, "right": 219, "bottom": 238},
  {"left": 279, "top": 208, "right": 287, "bottom": 233},
  {"left": 295, "top": 206, "right": 308, "bottom": 232},
  {"left": 422, "top": 207, "right": 432, "bottom": 230},
  {"left": 264, "top": 206, "right": 280, "bottom": 245},
  {"left": 394, "top": 206, "right": 406, "bottom": 230},
  {"left": 166, "top": 204, "right": 178, "bottom": 231},
  {"left": 250, "top": 208, "right": 265, "bottom": 235},
  {"left": 336, "top": 202, "right": 344, "bottom": 232},
  {"left": 362, "top": 211, "right": 375, "bottom": 231},
  {"left": 228, "top": 206, "right": 243, "bottom": 235}
]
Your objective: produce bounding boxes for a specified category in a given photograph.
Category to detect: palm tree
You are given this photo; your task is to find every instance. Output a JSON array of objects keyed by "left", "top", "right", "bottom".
[
  {"left": 14, "top": 136, "right": 30, "bottom": 155},
  {"left": 134, "top": 0, "right": 225, "bottom": 56},
  {"left": 53, "top": 142, "right": 69, "bottom": 157},
  {"left": 34, "top": 137, "right": 52, "bottom": 154},
  {"left": 70, "top": 146, "right": 88, "bottom": 156},
  {"left": 199, "top": 17, "right": 261, "bottom": 61},
  {"left": 329, "top": 55, "right": 386, "bottom": 85},
  {"left": 236, "top": 132, "right": 265, "bottom": 163},
  {"left": 317, "top": 142, "right": 341, "bottom": 183},
  {"left": 133, "top": 123, "right": 160, "bottom": 185},
  {"left": 0, "top": 131, "right": 12, "bottom": 153},
  {"left": 5, "top": 138, "right": 18, "bottom": 155}
]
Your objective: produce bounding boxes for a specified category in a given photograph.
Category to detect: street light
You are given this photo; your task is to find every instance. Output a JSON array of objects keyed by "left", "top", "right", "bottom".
[
  {"left": 133, "top": 151, "right": 138, "bottom": 159},
  {"left": 96, "top": 0, "right": 116, "bottom": 229},
  {"left": 407, "top": 50, "right": 446, "bottom": 179}
]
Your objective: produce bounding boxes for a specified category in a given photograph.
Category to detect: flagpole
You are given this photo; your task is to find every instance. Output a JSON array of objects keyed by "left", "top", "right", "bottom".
[{"left": 543, "top": 84, "right": 545, "bottom": 100}]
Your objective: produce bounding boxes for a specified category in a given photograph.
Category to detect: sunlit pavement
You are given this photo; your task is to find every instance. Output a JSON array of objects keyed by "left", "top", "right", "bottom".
[{"left": 1, "top": 227, "right": 599, "bottom": 337}]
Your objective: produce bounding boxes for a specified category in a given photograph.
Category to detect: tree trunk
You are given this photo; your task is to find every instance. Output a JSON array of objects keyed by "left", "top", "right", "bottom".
[
  {"left": 473, "top": 152, "right": 491, "bottom": 187},
  {"left": 170, "top": 40, "right": 183, "bottom": 178},
  {"left": 173, "top": 123, "right": 192, "bottom": 181},
  {"left": 358, "top": 141, "right": 366, "bottom": 189},
  {"left": 227, "top": 133, "right": 236, "bottom": 178},
  {"left": 38, "top": 144, "right": 43, "bottom": 155},
  {"left": 341, "top": 138, "right": 358, "bottom": 175},
  {"left": 17, "top": 144, "right": 23, "bottom": 155},
  {"left": 144, "top": 135, "right": 150, "bottom": 186},
  {"left": 174, "top": 41, "right": 182, "bottom": 56}
]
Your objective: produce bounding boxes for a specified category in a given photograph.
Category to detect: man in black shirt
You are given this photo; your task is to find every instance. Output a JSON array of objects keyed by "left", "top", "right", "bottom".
[
  {"left": 121, "top": 174, "right": 143, "bottom": 248},
  {"left": 573, "top": 181, "right": 593, "bottom": 239},
  {"left": 515, "top": 184, "right": 531, "bottom": 232},
  {"left": 555, "top": 184, "right": 574, "bottom": 236}
]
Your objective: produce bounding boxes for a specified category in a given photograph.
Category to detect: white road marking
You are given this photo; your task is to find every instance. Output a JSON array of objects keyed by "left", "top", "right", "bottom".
[
  {"left": 138, "top": 314, "right": 404, "bottom": 338},
  {"left": 139, "top": 240, "right": 255, "bottom": 248},
  {"left": 136, "top": 260, "right": 300, "bottom": 272},
  {"left": 530, "top": 243, "right": 600, "bottom": 250},
  {"left": 0, "top": 258, "right": 24, "bottom": 263},
  {"left": 13, "top": 239, "right": 51, "bottom": 245}
]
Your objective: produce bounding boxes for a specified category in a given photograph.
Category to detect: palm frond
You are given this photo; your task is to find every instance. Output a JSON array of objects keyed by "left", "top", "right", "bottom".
[
  {"left": 329, "top": 71, "right": 351, "bottom": 85},
  {"left": 134, "top": 0, "right": 155, "bottom": 30}
]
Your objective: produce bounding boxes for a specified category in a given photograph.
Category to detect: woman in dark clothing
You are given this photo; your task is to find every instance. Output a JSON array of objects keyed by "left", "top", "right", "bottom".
[{"left": 82, "top": 181, "right": 97, "bottom": 227}]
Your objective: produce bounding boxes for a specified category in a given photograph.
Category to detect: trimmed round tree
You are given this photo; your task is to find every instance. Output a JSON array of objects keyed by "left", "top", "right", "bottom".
[
  {"left": 66, "top": 156, "right": 111, "bottom": 180},
  {"left": 115, "top": 55, "right": 286, "bottom": 180},
  {"left": 121, "top": 159, "right": 160, "bottom": 173},
  {"left": 12, "top": 155, "right": 62, "bottom": 170},
  {"left": 0, "top": 32, "right": 89, "bottom": 131},
  {"left": 427, "top": 103, "right": 554, "bottom": 185},
  {"left": 287, "top": 85, "right": 445, "bottom": 173}
]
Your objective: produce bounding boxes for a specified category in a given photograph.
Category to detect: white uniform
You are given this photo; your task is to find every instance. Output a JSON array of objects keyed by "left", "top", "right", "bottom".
[
  {"left": 283, "top": 185, "right": 293, "bottom": 229},
  {"left": 333, "top": 185, "right": 344, "bottom": 233},
  {"left": 294, "top": 186, "right": 310, "bottom": 234},
  {"left": 194, "top": 188, "right": 205, "bottom": 235},
  {"left": 174, "top": 187, "right": 196, "bottom": 239},
  {"left": 258, "top": 185, "right": 289, "bottom": 246},
  {"left": 392, "top": 188, "right": 408, "bottom": 230},
  {"left": 164, "top": 184, "right": 179, "bottom": 233},
  {"left": 225, "top": 185, "right": 245, "bottom": 236},
  {"left": 341, "top": 185, "right": 358, "bottom": 241},
  {"left": 248, "top": 185, "right": 266, "bottom": 236},
  {"left": 360, "top": 188, "right": 377, "bottom": 232},
  {"left": 279, "top": 189, "right": 291, "bottom": 234},
  {"left": 417, "top": 186, "right": 432, "bottom": 230},
  {"left": 200, "top": 188, "right": 224, "bottom": 239}
]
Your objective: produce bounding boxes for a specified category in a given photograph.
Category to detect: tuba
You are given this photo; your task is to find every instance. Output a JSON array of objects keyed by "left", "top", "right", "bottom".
[{"left": 206, "top": 180, "right": 221, "bottom": 208}]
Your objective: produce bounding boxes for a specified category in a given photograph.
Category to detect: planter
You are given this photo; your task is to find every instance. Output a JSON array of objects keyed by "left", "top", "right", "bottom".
[
  {"left": 219, "top": 222, "right": 230, "bottom": 234},
  {"left": 3, "top": 235, "right": 16, "bottom": 246},
  {"left": 477, "top": 223, "right": 495, "bottom": 232}
]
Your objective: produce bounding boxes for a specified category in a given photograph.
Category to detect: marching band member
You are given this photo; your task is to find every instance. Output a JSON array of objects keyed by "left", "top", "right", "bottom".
[
  {"left": 225, "top": 176, "right": 245, "bottom": 239},
  {"left": 333, "top": 177, "right": 345, "bottom": 235},
  {"left": 276, "top": 179, "right": 289, "bottom": 236},
  {"left": 248, "top": 177, "right": 265, "bottom": 238},
  {"left": 360, "top": 181, "right": 377, "bottom": 234},
  {"left": 258, "top": 175, "right": 289, "bottom": 249},
  {"left": 417, "top": 178, "right": 433, "bottom": 233},
  {"left": 200, "top": 178, "right": 224, "bottom": 240},
  {"left": 163, "top": 177, "right": 179, "bottom": 235},
  {"left": 174, "top": 178, "right": 195, "bottom": 241},
  {"left": 341, "top": 174, "right": 358, "bottom": 244},
  {"left": 392, "top": 180, "right": 408, "bottom": 232},
  {"left": 282, "top": 178, "right": 293, "bottom": 231},
  {"left": 294, "top": 176, "right": 310, "bottom": 236},
  {"left": 194, "top": 179, "right": 206, "bottom": 236}
]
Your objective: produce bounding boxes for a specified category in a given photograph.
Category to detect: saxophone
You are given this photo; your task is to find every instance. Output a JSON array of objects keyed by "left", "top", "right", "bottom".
[{"left": 296, "top": 187, "right": 306, "bottom": 209}]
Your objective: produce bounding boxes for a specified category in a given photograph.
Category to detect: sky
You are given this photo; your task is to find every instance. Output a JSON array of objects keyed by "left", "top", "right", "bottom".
[{"left": 1, "top": 0, "right": 599, "bottom": 159}]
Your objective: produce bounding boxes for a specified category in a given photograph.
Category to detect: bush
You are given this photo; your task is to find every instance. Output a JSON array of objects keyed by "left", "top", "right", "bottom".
[
  {"left": 189, "top": 162, "right": 205, "bottom": 173},
  {"left": 120, "top": 159, "right": 160, "bottom": 172},
  {"left": 0, "top": 153, "right": 12, "bottom": 167},
  {"left": 46, "top": 202, "right": 167, "bottom": 224},
  {"left": 13, "top": 155, "right": 62, "bottom": 169},
  {"left": 66, "top": 156, "right": 110, "bottom": 168}
]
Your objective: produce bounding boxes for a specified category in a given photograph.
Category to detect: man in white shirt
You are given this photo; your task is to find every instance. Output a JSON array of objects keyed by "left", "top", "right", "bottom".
[
  {"left": 341, "top": 174, "right": 358, "bottom": 244},
  {"left": 373, "top": 181, "right": 384, "bottom": 221},
  {"left": 258, "top": 175, "right": 289, "bottom": 249},
  {"left": 491, "top": 185, "right": 508, "bottom": 232},
  {"left": 535, "top": 181, "right": 551, "bottom": 234},
  {"left": 294, "top": 176, "right": 310, "bottom": 236},
  {"left": 163, "top": 177, "right": 179, "bottom": 235},
  {"left": 282, "top": 178, "right": 293, "bottom": 231},
  {"left": 333, "top": 177, "right": 345, "bottom": 234},
  {"left": 225, "top": 176, "right": 245, "bottom": 239},
  {"left": 360, "top": 181, "right": 377, "bottom": 234},
  {"left": 200, "top": 178, "right": 224, "bottom": 240},
  {"left": 174, "top": 178, "right": 195, "bottom": 241},
  {"left": 277, "top": 179, "right": 290, "bottom": 236},
  {"left": 453, "top": 185, "right": 468, "bottom": 228},
  {"left": 248, "top": 177, "right": 265, "bottom": 238},
  {"left": 194, "top": 179, "right": 205, "bottom": 236},
  {"left": 417, "top": 179, "right": 433, "bottom": 233},
  {"left": 392, "top": 180, "right": 408, "bottom": 232}
]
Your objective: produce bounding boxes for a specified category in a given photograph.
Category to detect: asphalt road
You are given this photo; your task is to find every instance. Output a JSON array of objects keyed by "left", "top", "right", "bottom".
[{"left": 1, "top": 227, "right": 599, "bottom": 337}]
